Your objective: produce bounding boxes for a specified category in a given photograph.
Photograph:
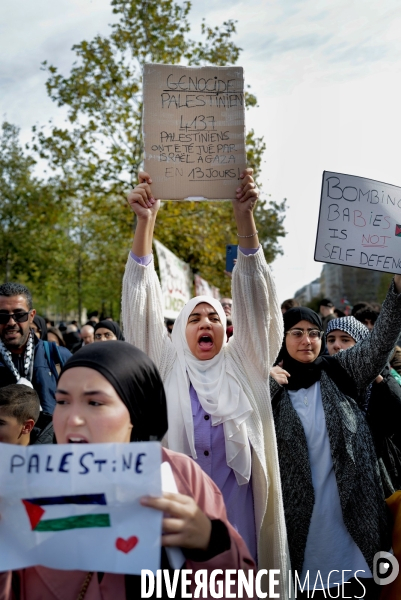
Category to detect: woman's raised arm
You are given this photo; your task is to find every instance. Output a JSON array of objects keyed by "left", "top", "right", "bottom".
[
  {"left": 335, "top": 274, "right": 401, "bottom": 392},
  {"left": 127, "top": 171, "right": 159, "bottom": 256},
  {"left": 232, "top": 168, "right": 260, "bottom": 248},
  {"left": 229, "top": 170, "right": 284, "bottom": 380},
  {"left": 122, "top": 172, "right": 171, "bottom": 371}
]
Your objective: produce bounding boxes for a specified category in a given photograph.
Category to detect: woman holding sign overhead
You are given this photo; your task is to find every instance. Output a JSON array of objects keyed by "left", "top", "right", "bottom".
[
  {"left": 0, "top": 341, "right": 256, "bottom": 599},
  {"left": 122, "top": 169, "right": 289, "bottom": 588}
]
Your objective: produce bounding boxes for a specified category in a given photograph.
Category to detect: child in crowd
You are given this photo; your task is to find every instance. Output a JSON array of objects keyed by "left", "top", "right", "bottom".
[
  {"left": 0, "top": 384, "right": 53, "bottom": 445},
  {"left": 0, "top": 384, "right": 40, "bottom": 445}
]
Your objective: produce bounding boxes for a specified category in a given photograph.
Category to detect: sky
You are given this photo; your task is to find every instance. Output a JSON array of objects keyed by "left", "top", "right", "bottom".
[{"left": 2, "top": 0, "right": 401, "bottom": 302}]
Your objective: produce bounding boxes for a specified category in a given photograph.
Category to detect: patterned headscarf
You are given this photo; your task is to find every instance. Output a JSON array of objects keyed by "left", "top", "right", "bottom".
[{"left": 326, "top": 316, "right": 370, "bottom": 343}]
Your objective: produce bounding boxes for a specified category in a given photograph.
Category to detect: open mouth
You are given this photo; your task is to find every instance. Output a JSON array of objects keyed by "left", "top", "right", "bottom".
[
  {"left": 198, "top": 335, "right": 213, "bottom": 350},
  {"left": 68, "top": 437, "right": 88, "bottom": 443}
]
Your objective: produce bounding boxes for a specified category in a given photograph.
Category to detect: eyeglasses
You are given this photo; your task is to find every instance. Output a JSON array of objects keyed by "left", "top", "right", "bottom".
[
  {"left": 0, "top": 311, "right": 30, "bottom": 325},
  {"left": 286, "top": 328, "right": 323, "bottom": 340}
]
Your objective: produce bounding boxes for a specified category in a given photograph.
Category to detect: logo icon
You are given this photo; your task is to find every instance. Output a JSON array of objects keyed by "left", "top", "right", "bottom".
[
  {"left": 395, "top": 225, "right": 401, "bottom": 237},
  {"left": 373, "top": 551, "right": 399, "bottom": 585}
]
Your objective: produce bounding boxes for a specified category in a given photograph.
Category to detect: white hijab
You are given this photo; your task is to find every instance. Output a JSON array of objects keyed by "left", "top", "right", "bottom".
[{"left": 164, "top": 296, "right": 253, "bottom": 485}]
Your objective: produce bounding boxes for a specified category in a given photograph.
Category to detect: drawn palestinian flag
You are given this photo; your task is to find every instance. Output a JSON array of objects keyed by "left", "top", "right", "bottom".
[
  {"left": 22, "top": 494, "right": 110, "bottom": 532},
  {"left": 396, "top": 224, "right": 401, "bottom": 237}
]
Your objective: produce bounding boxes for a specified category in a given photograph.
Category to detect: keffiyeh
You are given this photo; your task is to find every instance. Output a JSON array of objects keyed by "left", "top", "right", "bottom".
[
  {"left": 326, "top": 316, "right": 370, "bottom": 343},
  {"left": 0, "top": 332, "right": 34, "bottom": 388}
]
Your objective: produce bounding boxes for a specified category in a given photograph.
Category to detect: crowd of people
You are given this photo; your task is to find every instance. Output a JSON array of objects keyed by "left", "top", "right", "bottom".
[{"left": 1, "top": 168, "right": 401, "bottom": 599}]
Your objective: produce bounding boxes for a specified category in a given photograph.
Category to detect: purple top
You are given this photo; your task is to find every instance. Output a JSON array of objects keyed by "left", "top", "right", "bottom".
[
  {"left": 190, "top": 385, "right": 257, "bottom": 561},
  {"left": 130, "top": 246, "right": 258, "bottom": 264},
  {"left": 130, "top": 247, "right": 258, "bottom": 562},
  {"left": 130, "top": 251, "right": 153, "bottom": 265}
]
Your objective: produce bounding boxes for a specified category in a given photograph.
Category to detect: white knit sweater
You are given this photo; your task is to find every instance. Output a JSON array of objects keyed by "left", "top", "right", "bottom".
[{"left": 122, "top": 246, "right": 290, "bottom": 593}]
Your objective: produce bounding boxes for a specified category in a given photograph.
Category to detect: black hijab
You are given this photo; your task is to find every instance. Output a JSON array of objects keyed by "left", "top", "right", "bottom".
[
  {"left": 60, "top": 341, "right": 168, "bottom": 442},
  {"left": 33, "top": 315, "right": 48, "bottom": 341},
  {"left": 94, "top": 320, "right": 125, "bottom": 341},
  {"left": 279, "top": 307, "right": 327, "bottom": 391}
]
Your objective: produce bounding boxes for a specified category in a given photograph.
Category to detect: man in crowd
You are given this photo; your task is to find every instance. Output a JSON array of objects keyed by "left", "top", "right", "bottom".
[
  {"left": 281, "top": 298, "right": 299, "bottom": 314},
  {"left": 221, "top": 297, "right": 233, "bottom": 333},
  {"left": 319, "top": 298, "right": 336, "bottom": 332},
  {"left": 220, "top": 297, "right": 233, "bottom": 317},
  {"left": 63, "top": 323, "right": 81, "bottom": 351},
  {"left": 71, "top": 323, "right": 94, "bottom": 353},
  {"left": 86, "top": 310, "right": 99, "bottom": 328},
  {"left": 81, "top": 323, "right": 94, "bottom": 345},
  {"left": 354, "top": 305, "right": 380, "bottom": 331},
  {"left": 0, "top": 282, "right": 71, "bottom": 413}
]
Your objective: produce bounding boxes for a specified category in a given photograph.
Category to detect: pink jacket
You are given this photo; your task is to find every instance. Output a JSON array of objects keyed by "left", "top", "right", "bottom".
[{"left": 0, "top": 448, "right": 256, "bottom": 600}]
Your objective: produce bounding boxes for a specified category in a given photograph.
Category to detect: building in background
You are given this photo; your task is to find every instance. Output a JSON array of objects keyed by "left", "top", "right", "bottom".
[
  {"left": 320, "top": 264, "right": 383, "bottom": 306},
  {"left": 294, "top": 278, "right": 321, "bottom": 305}
]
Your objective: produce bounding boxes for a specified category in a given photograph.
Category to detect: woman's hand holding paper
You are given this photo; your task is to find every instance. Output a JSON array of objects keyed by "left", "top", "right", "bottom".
[{"left": 141, "top": 492, "right": 212, "bottom": 551}]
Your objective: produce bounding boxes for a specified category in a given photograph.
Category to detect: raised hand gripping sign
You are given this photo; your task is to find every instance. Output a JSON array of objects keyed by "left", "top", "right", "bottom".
[
  {"left": 0, "top": 442, "right": 162, "bottom": 574},
  {"left": 315, "top": 171, "right": 401, "bottom": 274},
  {"left": 143, "top": 64, "right": 246, "bottom": 200}
]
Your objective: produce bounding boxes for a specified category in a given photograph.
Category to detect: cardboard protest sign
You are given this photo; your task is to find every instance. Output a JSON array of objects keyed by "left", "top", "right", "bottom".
[
  {"left": 0, "top": 442, "right": 162, "bottom": 574},
  {"left": 154, "top": 239, "right": 192, "bottom": 317},
  {"left": 143, "top": 63, "right": 246, "bottom": 200},
  {"left": 315, "top": 172, "right": 401, "bottom": 274}
]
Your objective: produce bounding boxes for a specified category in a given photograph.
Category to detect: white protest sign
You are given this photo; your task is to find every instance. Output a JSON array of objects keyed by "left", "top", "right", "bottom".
[
  {"left": 194, "top": 274, "right": 220, "bottom": 300},
  {"left": 0, "top": 442, "right": 162, "bottom": 574},
  {"left": 154, "top": 239, "right": 192, "bottom": 318},
  {"left": 161, "top": 462, "right": 185, "bottom": 570},
  {"left": 143, "top": 63, "right": 246, "bottom": 200},
  {"left": 315, "top": 171, "right": 401, "bottom": 274}
]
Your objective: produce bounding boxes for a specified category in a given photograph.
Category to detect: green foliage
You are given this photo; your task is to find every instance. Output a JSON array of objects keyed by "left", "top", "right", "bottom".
[
  {"left": 0, "top": 123, "right": 71, "bottom": 311},
  {"left": 23, "top": 0, "right": 286, "bottom": 313}
]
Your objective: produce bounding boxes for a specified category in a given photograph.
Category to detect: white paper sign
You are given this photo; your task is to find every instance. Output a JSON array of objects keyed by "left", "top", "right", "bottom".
[
  {"left": 194, "top": 275, "right": 220, "bottom": 299},
  {"left": 315, "top": 171, "right": 401, "bottom": 274},
  {"left": 161, "top": 462, "right": 185, "bottom": 570},
  {"left": 0, "top": 442, "right": 162, "bottom": 574},
  {"left": 154, "top": 239, "right": 192, "bottom": 318}
]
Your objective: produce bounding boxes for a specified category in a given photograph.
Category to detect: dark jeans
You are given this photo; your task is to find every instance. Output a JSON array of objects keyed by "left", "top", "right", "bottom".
[{"left": 296, "top": 577, "right": 380, "bottom": 599}]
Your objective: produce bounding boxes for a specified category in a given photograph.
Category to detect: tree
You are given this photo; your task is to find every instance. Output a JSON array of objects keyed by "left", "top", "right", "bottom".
[
  {"left": 0, "top": 122, "right": 75, "bottom": 314},
  {"left": 34, "top": 0, "right": 286, "bottom": 303}
]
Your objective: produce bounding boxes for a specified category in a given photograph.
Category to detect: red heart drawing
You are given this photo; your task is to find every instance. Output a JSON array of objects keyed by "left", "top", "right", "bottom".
[{"left": 115, "top": 536, "right": 139, "bottom": 554}]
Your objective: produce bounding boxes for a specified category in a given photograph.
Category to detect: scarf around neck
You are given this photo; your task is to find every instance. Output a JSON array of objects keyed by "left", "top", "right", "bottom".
[
  {"left": 164, "top": 295, "right": 253, "bottom": 485},
  {"left": 0, "top": 331, "right": 34, "bottom": 388}
]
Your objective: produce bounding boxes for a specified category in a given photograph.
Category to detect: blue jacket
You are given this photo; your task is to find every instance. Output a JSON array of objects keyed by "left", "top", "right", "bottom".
[{"left": 0, "top": 337, "right": 71, "bottom": 413}]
